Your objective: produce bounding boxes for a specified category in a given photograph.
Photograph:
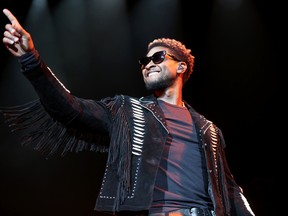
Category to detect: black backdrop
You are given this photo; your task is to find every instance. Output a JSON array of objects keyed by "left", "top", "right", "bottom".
[{"left": 0, "top": 0, "right": 284, "bottom": 215}]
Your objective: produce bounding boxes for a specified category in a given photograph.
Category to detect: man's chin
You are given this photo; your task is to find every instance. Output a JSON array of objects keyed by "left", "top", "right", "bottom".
[{"left": 145, "top": 83, "right": 165, "bottom": 91}]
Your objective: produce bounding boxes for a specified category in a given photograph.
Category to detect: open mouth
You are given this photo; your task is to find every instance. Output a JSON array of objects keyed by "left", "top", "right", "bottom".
[{"left": 147, "top": 71, "right": 159, "bottom": 77}]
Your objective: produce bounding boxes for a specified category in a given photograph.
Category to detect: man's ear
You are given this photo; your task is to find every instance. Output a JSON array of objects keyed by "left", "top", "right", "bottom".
[{"left": 177, "top": 62, "right": 187, "bottom": 74}]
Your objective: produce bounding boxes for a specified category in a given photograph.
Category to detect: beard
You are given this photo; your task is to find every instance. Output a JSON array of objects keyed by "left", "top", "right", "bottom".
[{"left": 144, "top": 75, "right": 175, "bottom": 91}]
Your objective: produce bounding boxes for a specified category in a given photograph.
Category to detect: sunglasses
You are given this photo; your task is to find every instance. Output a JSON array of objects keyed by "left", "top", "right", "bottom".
[{"left": 139, "top": 50, "right": 180, "bottom": 69}]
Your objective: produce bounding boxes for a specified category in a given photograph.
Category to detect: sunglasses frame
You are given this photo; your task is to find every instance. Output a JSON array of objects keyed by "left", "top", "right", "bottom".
[{"left": 139, "top": 50, "right": 180, "bottom": 69}]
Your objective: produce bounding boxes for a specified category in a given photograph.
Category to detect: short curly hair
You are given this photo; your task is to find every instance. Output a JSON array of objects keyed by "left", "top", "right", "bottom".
[{"left": 147, "top": 38, "right": 195, "bottom": 84}]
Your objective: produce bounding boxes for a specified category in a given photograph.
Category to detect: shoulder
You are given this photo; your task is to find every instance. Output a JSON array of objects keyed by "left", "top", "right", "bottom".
[{"left": 100, "top": 94, "right": 142, "bottom": 109}]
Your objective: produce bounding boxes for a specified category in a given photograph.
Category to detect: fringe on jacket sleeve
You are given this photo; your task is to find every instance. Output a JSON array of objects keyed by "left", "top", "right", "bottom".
[
  {"left": 0, "top": 99, "right": 109, "bottom": 158},
  {"left": 101, "top": 95, "right": 132, "bottom": 211}
]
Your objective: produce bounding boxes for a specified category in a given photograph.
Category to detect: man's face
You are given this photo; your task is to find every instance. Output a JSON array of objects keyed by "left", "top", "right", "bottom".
[{"left": 141, "top": 46, "right": 179, "bottom": 91}]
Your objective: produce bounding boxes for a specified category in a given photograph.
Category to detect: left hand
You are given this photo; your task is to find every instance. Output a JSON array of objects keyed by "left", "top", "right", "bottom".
[{"left": 2, "top": 8, "right": 35, "bottom": 57}]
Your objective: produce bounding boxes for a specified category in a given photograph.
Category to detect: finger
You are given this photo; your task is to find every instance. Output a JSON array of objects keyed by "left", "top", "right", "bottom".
[
  {"left": 3, "top": 9, "right": 26, "bottom": 36},
  {"left": 3, "top": 9, "right": 19, "bottom": 27},
  {"left": 4, "top": 30, "right": 19, "bottom": 44},
  {"left": 3, "top": 36, "right": 15, "bottom": 45},
  {"left": 5, "top": 44, "right": 20, "bottom": 57},
  {"left": 5, "top": 23, "right": 21, "bottom": 37}
]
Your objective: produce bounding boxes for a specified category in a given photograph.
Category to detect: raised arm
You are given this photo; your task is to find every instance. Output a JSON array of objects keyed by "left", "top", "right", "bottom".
[
  {"left": 1, "top": 8, "right": 114, "bottom": 157},
  {"left": 2, "top": 8, "right": 34, "bottom": 57}
]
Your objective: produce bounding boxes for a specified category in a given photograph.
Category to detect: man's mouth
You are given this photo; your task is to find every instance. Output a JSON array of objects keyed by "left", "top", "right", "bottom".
[{"left": 147, "top": 71, "right": 159, "bottom": 77}]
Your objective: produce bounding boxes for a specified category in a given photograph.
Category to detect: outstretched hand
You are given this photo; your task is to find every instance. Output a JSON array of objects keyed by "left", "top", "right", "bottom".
[{"left": 2, "top": 8, "right": 34, "bottom": 57}]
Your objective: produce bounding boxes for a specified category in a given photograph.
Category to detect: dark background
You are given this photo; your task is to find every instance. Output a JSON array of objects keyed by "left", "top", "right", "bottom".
[{"left": 0, "top": 0, "right": 285, "bottom": 215}]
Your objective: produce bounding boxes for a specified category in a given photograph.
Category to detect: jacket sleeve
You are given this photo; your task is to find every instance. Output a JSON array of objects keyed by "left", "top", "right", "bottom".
[
  {"left": 0, "top": 57, "right": 122, "bottom": 158},
  {"left": 218, "top": 129, "right": 255, "bottom": 216}
]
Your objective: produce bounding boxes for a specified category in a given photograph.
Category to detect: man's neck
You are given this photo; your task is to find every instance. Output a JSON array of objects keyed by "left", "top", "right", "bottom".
[{"left": 154, "top": 87, "right": 183, "bottom": 107}]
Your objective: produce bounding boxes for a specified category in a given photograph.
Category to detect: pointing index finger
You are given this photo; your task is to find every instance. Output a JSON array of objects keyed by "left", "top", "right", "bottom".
[{"left": 3, "top": 8, "right": 19, "bottom": 27}]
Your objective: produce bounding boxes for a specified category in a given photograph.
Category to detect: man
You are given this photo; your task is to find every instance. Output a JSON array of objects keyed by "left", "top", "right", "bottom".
[{"left": 1, "top": 8, "right": 255, "bottom": 216}]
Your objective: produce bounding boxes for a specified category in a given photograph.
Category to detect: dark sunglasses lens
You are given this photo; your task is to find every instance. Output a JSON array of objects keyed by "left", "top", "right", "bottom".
[
  {"left": 139, "top": 57, "right": 151, "bottom": 67},
  {"left": 139, "top": 51, "right": 165, "bottom": 68},
  {"left": 152, "top": 52, "right": 165, "bottom": 64}
]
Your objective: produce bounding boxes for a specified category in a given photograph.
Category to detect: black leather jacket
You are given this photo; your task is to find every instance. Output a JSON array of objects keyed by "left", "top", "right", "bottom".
[{"left": 0, "top": 56, "right": 255, "bottom": 216}]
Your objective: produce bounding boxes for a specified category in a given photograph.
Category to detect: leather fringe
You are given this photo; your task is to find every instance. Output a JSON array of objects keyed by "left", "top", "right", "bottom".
[
  {"left": 1, "top": 95, "right": 133, "bottom": 211},
  {"left": 0, "top": 99, "right": 109, "bottom": 158},
  {"left": 103, "top": 95, "right": 132, "bottom": 211}
]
